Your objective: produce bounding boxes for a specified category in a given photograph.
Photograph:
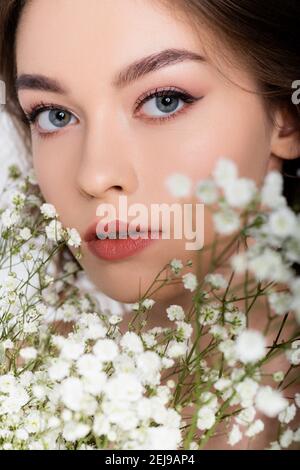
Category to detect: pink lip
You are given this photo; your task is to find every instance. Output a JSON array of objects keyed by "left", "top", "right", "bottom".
[{"left": 84, "top": 219, "right": 162, "bottom": 261}]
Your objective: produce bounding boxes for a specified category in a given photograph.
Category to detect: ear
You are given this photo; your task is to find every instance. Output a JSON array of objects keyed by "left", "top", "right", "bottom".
[{"left": 270, "top": 106, "right": 300, "bottom": 160}]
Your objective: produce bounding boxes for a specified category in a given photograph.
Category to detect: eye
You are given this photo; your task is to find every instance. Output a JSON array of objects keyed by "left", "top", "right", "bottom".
[
  {"left": 24, "top": 102, "right": 78, "bottom": 136},
  {"left": 135, "top": 87, "right": 201, "bottom": 122}
]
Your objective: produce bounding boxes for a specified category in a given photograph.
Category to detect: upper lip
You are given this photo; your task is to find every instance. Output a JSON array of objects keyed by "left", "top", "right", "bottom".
[{"left": 83, "top": 219, "right": 161, "bottom": 242}]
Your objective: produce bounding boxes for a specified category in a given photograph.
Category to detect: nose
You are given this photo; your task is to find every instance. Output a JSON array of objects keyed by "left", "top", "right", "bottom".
[{"left": 76, "top": 108, "right": 139, "bottom": 199}]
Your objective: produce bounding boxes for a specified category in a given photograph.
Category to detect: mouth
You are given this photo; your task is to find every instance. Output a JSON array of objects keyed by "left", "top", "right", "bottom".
[{"left": 83, "top": 219, "right": 162, "bottom": 261}]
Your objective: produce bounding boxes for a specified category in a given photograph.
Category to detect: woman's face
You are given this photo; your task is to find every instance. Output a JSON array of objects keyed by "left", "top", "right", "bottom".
[{"left": 16, "top": 0, "right": 279, "bottom": 303}]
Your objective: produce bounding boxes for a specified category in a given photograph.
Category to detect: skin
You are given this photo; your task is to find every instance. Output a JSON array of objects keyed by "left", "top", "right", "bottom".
[{"left": 15, "top": 0, "right": 300, "bottom": 449}]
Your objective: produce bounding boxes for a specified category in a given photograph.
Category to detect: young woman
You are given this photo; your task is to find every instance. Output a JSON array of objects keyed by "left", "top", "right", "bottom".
[{"left": 0, "top": 0, "right": 299, "bottom": 449}]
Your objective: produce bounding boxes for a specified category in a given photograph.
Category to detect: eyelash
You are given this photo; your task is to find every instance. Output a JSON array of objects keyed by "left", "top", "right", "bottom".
[{"left": 23, "top": 86, "right": 201, "bottom": 139}]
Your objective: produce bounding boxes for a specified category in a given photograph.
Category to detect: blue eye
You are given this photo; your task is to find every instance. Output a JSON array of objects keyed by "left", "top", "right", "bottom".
[
  {"left": 135, "top": 87, "right": 200, "bottom": 121},
  {"left": 24, "top": 103, "right": 78, "bottom": 135}
]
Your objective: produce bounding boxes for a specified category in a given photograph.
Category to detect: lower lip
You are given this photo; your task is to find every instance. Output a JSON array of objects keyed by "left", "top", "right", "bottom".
[{"left": 86, "top": 232, "right": 161, "bottom": 261}]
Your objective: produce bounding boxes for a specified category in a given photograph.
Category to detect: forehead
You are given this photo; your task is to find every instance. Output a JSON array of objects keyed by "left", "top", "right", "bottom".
[{"left": 16, "top": 0, "right": 207, "bottom": 75}]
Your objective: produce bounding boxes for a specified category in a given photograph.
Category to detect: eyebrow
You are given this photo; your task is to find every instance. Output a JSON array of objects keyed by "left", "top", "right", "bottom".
[{"left": 15, "top": 48, "right": 205, "bottom": 94}]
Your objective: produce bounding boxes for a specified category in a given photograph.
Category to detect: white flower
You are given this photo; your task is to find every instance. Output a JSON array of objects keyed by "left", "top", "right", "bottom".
[
  {"left": 19, "top": 347, "right": 37, "bottom": 361},
  {"left": 45, "top": 219, "right": 64, "bottom": 242},
  {"left": 60, "top": 338, "right": 85, "bottom": 361},
  {"left": 279, "top": 428, "right": 294, "bottom": 449},
  {"left": 166, "top": 340, "right": 188, "bottom": 358},
  {"left": 19, "top": 227, "right": 31, "bottom": 240},
  {"left": 93, "top": 339, "right": 119, "bottom": 362},
  {"left": 204, "top": 273, "right": 227, "bottom": 290},
  {"left": 182, "top": 273, "right": 198, "bottom": 292},
  {"left": 234, "top": 330, "right": 266, "bottom": 364},
  {"left": 219, "top": 339, "right": 237, "bottom": 367},
  {"left": 141, "top": 426, "right": 182, "bottom": 450},
  {"left": 268, "top": 207, "right": 297, "bottom": 238},
  {"left": 223, "top": 178, "right": 257, "bottom": 208},
  {"left": 66, "top": 228, "right": 81, "bottom": 247},
  {"left": 120, "top": 332, "right": 144, "bottom": 354},
  {"left": 104, "top": 372, "right": 143, "bottom": 402},
  {"left": 62, "top": 421, "right": 90, "bottom": 442},
  {"left": 196, "top": 179, "right": 219, "bottom": 205},
  {"left": 1, "top": 208, "right": 20, "bottom": 228},
  {"left": 197, "top": 406, "right": 216, "bottom": 430},
  {"left": 108, "top": 314, "right": 122, "bottom": 325},
  {"left": 175, "top": 321, "right": 193, "bottom": 340},
  {"left": 165, "top": 173, "right": 192, "bottom": 198},
  {"left": 48, "top": 359, "right": 71, "bottom": 381},
  {"left": 267, "top": 291, "right": 292, "bottom": 316},
  {"left": 40, "top": 203, "right": 58, "bottom": 219},
  {"left": 142, "top": 298, "right": 156, "bottom": 310},
  {"left": 213, "top": 209, "right": 241, "bottom": 235},
  {"left": 212, "top": 158, "right": 238, "bottom": 189},
  {"left": 199, "top": 303, "right": 220, "bottom": 326},
  {"left": 278, "top": 404, "right": 296, "bottom": 424},
  {"left": 286, "top": 341, "right": 300, "bottom": 365},
  {"left": 261, "top": 171, "right": 285, "bottom": 209},
  {"left": 228, "top": 424, "right": 242, "bottom": 446},
  {"left": 235, "top": 406, "right": 256, "bottom": 426},
  {"left": 245, "top": 419, "right": 264, "bottom": 437},
  {"left": 60, "top": 377, "right": 85, "bottom": 411},
  {"left": 248, "top": 248, "right": 292, "bottom": 283},
  {"left": 166, "top": 305, "right": 185, "bottom": 321},
  {"left": 170, "top": 258, "right": 183, "bottom": 274},
  {"left": 230, "top": 253, "right": 248, "bottom": 274},
  {"left": 295, "top": 393, "right": 300, "bottom": 408},
  {"left": 255, "top": 386, "right": 288, "bottom": 417},
  {"left": 235, "top": 378, "right": 259, "bottom": 408},
  {"left": 273, "top": 371, "right": 284, "bottom": 382},
  {"left": 136, "top": 351, "right": 161, "bottom": 386}
]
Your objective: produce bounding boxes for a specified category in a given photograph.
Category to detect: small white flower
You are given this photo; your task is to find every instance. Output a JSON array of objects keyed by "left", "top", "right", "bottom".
[
  {"left": 197, "top": 406, "right": 216, "bottom": 430},
  {"left": 230, "top": 253, "right": 248, "bottom": 274},
  {"left": 120, "top": 332, "right": 144, "bottom": 354},
  {"left": 62, "top": 421, "right": 90, "bottom": 442},
  {"left": 273, "top": 371, "right": 284, "bottom": 383},
  {"left": 212, "top": 158, "right": 238, "bottom": 189},
  {"left": 166, "top": 305, "right": 185, "bottom": 321},
  {"left": 19, "top": 347, "right": 37, "bottom": 361},
  {"left": 108, "top": 314, "right": 123, "bottom": 325},
  {"left": 45, "top": 219, "right": 64, "bottom": 242},
  {"left": 235, "top": 330, "right": 266, "bottom": 364},
  {"left": 245, "top": 419, "right": 264, "bottom": 437},
  {"left": 235, "top": 406, "right": 256, "bottom": 426},
  {"left": 60, "top": 377, "right": 85, "bottom": 411},
  {"left": 261, "top": 171, "right": 285, "bottom": 209},
  {"left": 268, "top": 207, "right": 297, "bottom": 238},
  {"left": 199, "top": 303, "right": 220, "bottom": 326},
  {"left": 166, "top": 340, "right": 188, "bottom": 358},
  {"left": 196, "top": 179, "right": 219, "bottom": 205},
  {"left": 142, "top": 298, "right": 156, "bottom": 310},
  {"left": 295, "top": 393, "right": 300, "bottom": 408},
  {"left": 235, "top": 378, "right": 259, "bottom": 408},
  {"left": 1, "top": 208, "right": 20, "bottom": 228},
  {"left": 165, "top": 173, "right": 192, "bottom": 198},
  {"left": 182, "top": 273, "right": 198, "bottom": 292},
  {"left": 255, "top": 386, "right": 288, "bottom": 417},
  {"left": 40, "top": 203, "right": 58, "bottom": 219},
  {"left": 93, "top": 338, "right": 119, "bottom": 362},
  {"left": 19, "top": 227, "right": 32, "bottom": 240},
  {"left": 228, "top": 424, "right": 242, "bottom": 446},
  {"left": 213, "top": 208, "right": 241, "bottom": 235},
  {"left": 223, "top": 178, "right": 257, "bottom": 209},
  {"left": 279, "top": 428, "right": 294, "bottom": 449},
  {"left": 268, "top": 291, "right": 292, "bottom": 316},
  {"left": 170, "top": 258, "right": 183, "bottom": 275},
  {"left": 205, "top": 273, "right": 227, "bottom": 290},
  {"left": 66, "top": 227, "right": 81, "bottom": 247},
  {"left": 278, "top": 404, "right": 296, "bottom": 424}
]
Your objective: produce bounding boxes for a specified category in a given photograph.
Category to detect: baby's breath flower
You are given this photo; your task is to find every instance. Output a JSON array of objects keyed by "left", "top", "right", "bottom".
[
  {"left": 212, "top": 158, "right": 238, "bottom": 189},
  {"left": 228, "top": 424, "right": 242, "bottom": 446},
  {"left": 66, "top": 227, "right": 81, "bottom": 248},
  {"left": 273, "top": 371, "right": 285, "bottom": 383},
  {"left": 182, "top": 273, "right": 198, "bottom": 292},
  {"left": 165, "top": 173, "right": 192, "bottom": 198},
  {"left": 19, "top": 347, "right": 37, "bottom": 362},
  {"left": 166, "top": 305, "right": 185, "bottom": 321},
  {"left": 223, "top": 177, "right": 257, "bottom": 209},
  {"left": 19, "top": 227, "right": 32, "bottom": 241},
  {"left": 255, "top": 386, "right": 288, "bottom": 418},
  {"left": 268, "top": 206, "right": 297, "bottom": 238},
  {"left": 45, "top": 219, "right": 64, "bottom": 242},
  {"left": 170, "top": 258, "right": 183, "bottom": 275},
  {"left": 204, "top": 273, "right": 227, "bottom": 290},
  {"left": 245, "top": 419, "right": 264, "bottom": 437},
  {"left": 197, "top": 406, "right": 216, "bottom": 430},
  {"left": 234, "top": 330, "right": 266, "bottom": 364},
  {"left": 279, "top": 428, "right": 294, "bottom": 449},
  {"left": 213, "top": 208, "right": 241, "bottom": 235},
  {"left": 40, "top": 203, "right": 58, "bottom": 219},
  {"left": 278, "top": 404, "right": 296, "bottom": 424},
  {"left": 195, "top": 179, "right": 219, "bottom": 205}
]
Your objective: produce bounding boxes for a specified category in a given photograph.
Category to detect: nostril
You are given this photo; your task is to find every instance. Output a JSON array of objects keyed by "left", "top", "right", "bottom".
[{"left": 113, "top": 185, "right": 123, "bottom": 191}]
